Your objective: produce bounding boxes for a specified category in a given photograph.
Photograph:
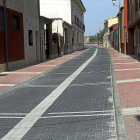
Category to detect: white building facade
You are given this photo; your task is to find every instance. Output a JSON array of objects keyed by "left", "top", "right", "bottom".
[{"left": 40, "top": 0, "right": 86, "bottom": 52}]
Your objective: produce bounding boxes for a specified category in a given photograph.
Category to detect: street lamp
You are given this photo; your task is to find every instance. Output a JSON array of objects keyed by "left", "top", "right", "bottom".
[
  {"left": 112, "top": 0, "right": 116, "bottom": 5},
  {"left": 3, "top": 0, "right": 9, "bottom": 71},
  {"left": 112, "top": 0, "right": 121, "bottom": 53}
]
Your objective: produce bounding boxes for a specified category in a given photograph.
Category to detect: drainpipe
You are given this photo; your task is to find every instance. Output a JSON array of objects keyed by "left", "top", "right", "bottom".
[
  {"left": 38, "top": 0, "right": 42, "bottom": 62},
  {"left": 3, "top": 0, "right": 8, "bottom": 71},
  {"left": 119, "top": 0, "right": 121, "bottom": 53}
]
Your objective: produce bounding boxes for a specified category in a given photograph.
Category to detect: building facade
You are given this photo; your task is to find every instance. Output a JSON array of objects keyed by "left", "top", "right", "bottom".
[
  {"left": 40, "top": 0, "right": 86, "bottom": 53},
  {"left": 103, "top": 17, "right": 118, "bottom": 48},
  {"left": 0, "top": 0, "right": 40, "bottom": 72},
  {"left": 124, "top": 0, "right": 140, "bottom": 56}
]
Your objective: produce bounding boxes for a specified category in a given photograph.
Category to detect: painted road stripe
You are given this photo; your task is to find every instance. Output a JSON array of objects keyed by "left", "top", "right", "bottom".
[
  {"left": 1, "top": 49, "right": 98, "bottom": 140},
  {"left": 40, "top": 114, "right": 113, "bottom": 118},
  {"left": 48, "top": 110, "right": 114, "bottom": 115},
  {"left": 0, "top": 113, "right": 27, "bottom": 116},
  {"left": 115, "top": 68, "right": 140, "bottom": 71},
  {"left": 0, "top": 114, "right": 114, "bottom": 119},
  {"left": 0, "top": 84, "right": 16, "bottom": 87},
  {"left": 122, "top": 107, "right": 140, "bottom": 115},
  {"left": 117, "top": 78, "right": 140, "bottom": 83},
  {"left": 114, "top": 62, "right": 140, "bottom": 64},
  {"left": 69, "top": 82, "right": 110, "bottom": 87},
  {"left": 23, "top": 85, "right": 58, "bottom": 88},
  {"left": 0, "top": 117, "right": 24, "bottom": 119}
]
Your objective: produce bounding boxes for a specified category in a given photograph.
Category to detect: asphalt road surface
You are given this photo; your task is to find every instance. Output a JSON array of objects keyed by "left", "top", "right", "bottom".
[{"left": 0, "top": 46, "right": 117, "bottom": 140}]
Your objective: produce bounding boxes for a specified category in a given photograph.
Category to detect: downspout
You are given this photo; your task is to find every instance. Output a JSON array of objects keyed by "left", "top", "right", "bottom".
[
  {"left": 38, "top": 0, "right": 42, "bottom": 62},
  {"left": 3, "top": 0, "right": 8, "bottom": 71}
]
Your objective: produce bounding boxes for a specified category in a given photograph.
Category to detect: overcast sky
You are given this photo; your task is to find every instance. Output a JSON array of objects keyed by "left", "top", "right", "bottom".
[{"left": 82, "top": 0, "right": 124, "bottom": 36}]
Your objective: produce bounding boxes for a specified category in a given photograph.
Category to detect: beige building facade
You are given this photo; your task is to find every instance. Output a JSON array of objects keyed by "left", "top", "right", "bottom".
[
  {"left": 0, "top": 0, "right": 40, "bottom": 72},
  {"left": 103, "top": 17, "right": 118, "bottom": 48}
]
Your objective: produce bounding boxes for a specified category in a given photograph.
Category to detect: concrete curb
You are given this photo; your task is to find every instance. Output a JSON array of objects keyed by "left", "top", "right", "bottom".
[
  {"left": 107, "top": 48, "right": 127, "bottom": 140},
  {"left": 0, "top": 48, "right": 88, "bottom": 96}
]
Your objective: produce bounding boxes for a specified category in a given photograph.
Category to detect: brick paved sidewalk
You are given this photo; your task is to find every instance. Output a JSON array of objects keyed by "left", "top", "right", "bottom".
[
  {"left": 108, "top": 47, "right": 140, "bottom": 140},
  {"left": 0, "top": 50, "right": 86, "bottom": 92}
]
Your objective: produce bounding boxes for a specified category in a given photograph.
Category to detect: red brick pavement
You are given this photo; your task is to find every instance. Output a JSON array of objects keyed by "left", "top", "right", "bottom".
[
  {"left": 0, "top": 50, "right": 86, "bottom": 92},
  {"left": 108, "top": 47, "right": 140, "bottom": 140}
]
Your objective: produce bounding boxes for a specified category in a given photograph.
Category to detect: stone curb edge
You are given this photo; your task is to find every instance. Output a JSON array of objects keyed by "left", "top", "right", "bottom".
[
  {"left": 107, "top": 48, "right": 127, "bottom": 140},
  {"left": 0, "top": 48, "right": 88, "bottom": 96}
]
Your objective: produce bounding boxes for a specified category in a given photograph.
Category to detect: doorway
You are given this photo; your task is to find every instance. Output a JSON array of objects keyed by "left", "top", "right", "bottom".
[
  {"left": 64, "top": 29, "right": 68, "bottom": 55},
  {"left": 44, "top": 27, "right": 49, "bottom": 59}
]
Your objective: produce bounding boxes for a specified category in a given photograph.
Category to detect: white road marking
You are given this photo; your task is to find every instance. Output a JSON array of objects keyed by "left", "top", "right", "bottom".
[
  {"left": 69, "top": 82, "right": 110, "bottom": 87},
  {"left": 0, "top": 84, "right": 16, "bottom": 87},
  {"left": 122, "top": 107, "right": 140, "bottom": 115},
  {"left": 0, "top": 113, "right": 27, "bottom": 116},
  {"left": 114, "top": 62, "right": 139, "bottom": 64},
  {"left": 81, "top": 70, "right": 107, "bottom": 74},
  {"left": 115, "top": 68, "right": 140, "bottom": 71},
  {"left": 1, "top": 49, "right": 98, "bottom": 140},
  {"left": 48, "top": 110, "right": 114, "bottom": 115},
  {"left": 40, "top": 114, "right": 113, "bottom": 118},
  {"left": 23, "top": 85, "right": 58, "bottom": 88},
  {"left": 51, "top": 73, "right": 71, "bottom": 75},
  {"left": 117, "top": 78, "right": 140, "bottom": 83},
  {"left": 0, "top": 117, "right": 24, "bottom": 119}
]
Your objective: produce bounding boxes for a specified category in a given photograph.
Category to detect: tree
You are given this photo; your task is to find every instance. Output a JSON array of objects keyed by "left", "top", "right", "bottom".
[{"left": 98, "top": 29, "right": 105, "bottom": 42}]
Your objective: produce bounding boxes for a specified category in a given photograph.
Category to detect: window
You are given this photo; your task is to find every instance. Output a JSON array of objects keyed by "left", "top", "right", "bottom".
[
  {"left": 77, "top": 32, "right": 78, "bottom": 42},
  {"left": 29, "top": 30, "right": 33, "bottom": 46},
  {"left": 72, "top": 6, "right": 73, "bottom": 15},
  {"left": 134, "top": 30, "right": 136, "bottom": 46},
  {"left": 72, "top": 30, "right": 74, "bottom": 40},
  {"left": 13, "top": 16, "right": 19, "bottom": 29},
  {"left": 0, "top": 9, "right": 4, "bottom": 30}
]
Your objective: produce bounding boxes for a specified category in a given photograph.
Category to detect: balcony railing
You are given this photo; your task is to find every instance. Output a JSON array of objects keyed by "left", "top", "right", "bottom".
[{"left": 72, "top": 15, "right": 85, "bottom": 31}]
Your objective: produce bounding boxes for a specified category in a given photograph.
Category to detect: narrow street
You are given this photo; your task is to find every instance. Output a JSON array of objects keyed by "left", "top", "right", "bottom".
[{"left": 0, "top": 45, "right": 118, "bottom": 140}]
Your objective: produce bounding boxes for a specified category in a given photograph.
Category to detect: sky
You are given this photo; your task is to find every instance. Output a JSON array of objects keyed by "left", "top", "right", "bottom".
[{"left": 82, "top": 0, "right": 124, "bottom": 36}]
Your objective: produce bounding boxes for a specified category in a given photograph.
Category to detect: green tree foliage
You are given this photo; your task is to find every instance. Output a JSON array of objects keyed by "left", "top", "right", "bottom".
[
  {"left": 98, "top": 29, "right": 105, "bottom": 42},
  {"left": 89, "top": 37, "right": 98, "bottom": 42}
]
